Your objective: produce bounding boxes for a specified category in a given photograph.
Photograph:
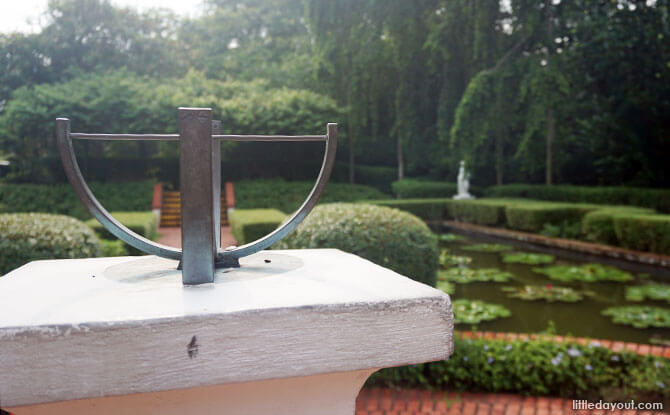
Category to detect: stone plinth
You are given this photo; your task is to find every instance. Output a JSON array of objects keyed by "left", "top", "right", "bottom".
[{"left": 0, "top": 249, "right": 453, "bottom": 414}]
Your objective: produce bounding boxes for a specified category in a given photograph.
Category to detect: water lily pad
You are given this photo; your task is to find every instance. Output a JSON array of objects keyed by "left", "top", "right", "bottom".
[
  {"left": 502, "top": 284, "right": 584, "bottom": 302},
  {"left": 502, "top": 252, "right": 555, "bottom": 265},
  {"left": 625, "top": 284, "right": 670, "bottom": 304},
  {"left": 462, "top": 243, "right": 513, "bottom": 253},
  {"left": 602, "top": 306, "right": 670, "bottom": 329},
  {"left": 439, "top": 249, "right": 472, "bottom": 266},
  {"left": 437, "top": 280, "right": 455, "bottom": 295},
  {"left": 453, "top": 299, "right": 511, "bottom": 324},
  {"left": 438, "top": 267, "right": 513, "bottom": 284},
  {"left": 439, "top": 233, "right": 465, "bottom": 242},
  {"left": 533, "top": 263, "right": 634, "bottom": 282}
]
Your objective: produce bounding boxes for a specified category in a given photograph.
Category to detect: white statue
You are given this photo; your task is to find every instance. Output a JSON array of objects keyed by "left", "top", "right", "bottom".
[{"left": 453, "top": 160, "right": 475, "bottom": 200}]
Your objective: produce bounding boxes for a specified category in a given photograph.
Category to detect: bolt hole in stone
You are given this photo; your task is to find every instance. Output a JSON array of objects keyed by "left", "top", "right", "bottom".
[
  {"left": 265, "top": 259, "right": 271, "bottom": 263},
  {"left": 187, "top": 335, "right": 199, "bottom": 359}
]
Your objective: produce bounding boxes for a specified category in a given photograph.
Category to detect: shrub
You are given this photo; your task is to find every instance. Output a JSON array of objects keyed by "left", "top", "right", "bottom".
[
  {"left": 0, "top": 213, "right": 100, "bottom": 275},
  {"left": 445, "top": 199, "right": 509, "bottom": 225},
  {"left": 234, "top": 179, "right": 388, "bottom": 213},
  {"left": 85, "top": 211, "right": 158, "bottom": 255},
  {"left": 582, "top": 207, "right": 654, "bottom": 245},
  {"left": 100, "top": 239, "right": 128, "bottom": 257},
  {"left": 366, "top": 198, "right": 450, "bottom": 221},
  {"left": 614, "top": 213, "right": 670, "bottom": 254},
  {"left": 229, "top": 209, "right": 287, "bottom": 245},
  {"left": 0, "top": 181, "right": 155, "bottom": 220},
  {"left": 85, "top": 212, "right": 158, "bottom": 241},
  {"left": 485, "top": 184, "right": 670, "bottom": 213},
  {"left": 392, "top": 179, "right": 483, "bottom": 199},
  {"left": 368, "top": 337, "right": 670, "bottom": 400},
  {"left": 274, "top": 203, "right": 439, "bottom": 286},
  {"left": 504, "top": 202, "right": 595, "bottom": 233}
]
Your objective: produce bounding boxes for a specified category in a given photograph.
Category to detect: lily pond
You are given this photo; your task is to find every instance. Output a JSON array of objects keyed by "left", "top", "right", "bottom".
[{"left": 437, "top": 232, "right": 670, "bottom": 344}]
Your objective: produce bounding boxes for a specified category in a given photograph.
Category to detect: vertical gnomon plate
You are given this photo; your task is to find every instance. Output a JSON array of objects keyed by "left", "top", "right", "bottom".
[{"left": 56, "top": 107, "right": 337, "bottom": 285}]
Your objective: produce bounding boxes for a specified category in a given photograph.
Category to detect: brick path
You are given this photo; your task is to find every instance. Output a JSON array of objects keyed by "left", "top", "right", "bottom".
[
  {"left": 356, "top": 388, "right": 668, "bottom": 415},
  {"left": 157, "top": 226, "right": 237, "bottom": 248},
  {"left": 457, "top": 331, "right": 670, "bottom": 358}
]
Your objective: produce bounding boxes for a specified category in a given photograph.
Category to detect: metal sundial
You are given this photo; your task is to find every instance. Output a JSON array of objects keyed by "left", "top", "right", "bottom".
[{"left": 56, "top": 107, "right": 337, "bottom": 285}]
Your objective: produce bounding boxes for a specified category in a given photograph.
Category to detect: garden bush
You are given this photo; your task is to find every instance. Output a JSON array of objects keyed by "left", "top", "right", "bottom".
[
  {"left": 445, "top": 199, "right": 509, "bottom": 225},
  {"left": 366, "top": 198, "right": 449, "bottom": 221},
  {"left": 368, "top": 337, "right": 670, "bottom": 400},
  {"left": 614, "top": 213, "right": 670, "bottom": 254},
  {"left": 0, "top": 213, "right": 100, "bottom": 275},
  {"left": 392, "top": 179, "right": 483, "bottom": 199},
  {"left": 85, "top": 211, "right": 158, "bottom": 255},
  {"left": 229, "top": 209, "right": 287, "bottom": 245},
  {"left": 233, "top": 179, "right": 388, "bottom": 213},
  {"left": 504, "top": 202, "right": 596, "bottom": 233},
  {"left": 485, "top": 184, "right": 670, "bottom": 213},
  {"left": 582, "top": 207, "right": 654, "bottom": 245},
  {"left": 0, "top": 181, "right": 155, "bottom": 220},
  {"left": 274, "top": 203, "right": 439, "bottom": 286}
]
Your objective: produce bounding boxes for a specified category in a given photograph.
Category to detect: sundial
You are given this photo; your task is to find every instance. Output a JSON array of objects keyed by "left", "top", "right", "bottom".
[{"left": 56, "top": 107, "right": 337, "bottom": 285}]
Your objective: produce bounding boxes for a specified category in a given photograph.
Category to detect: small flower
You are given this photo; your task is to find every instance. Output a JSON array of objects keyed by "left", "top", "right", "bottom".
[
  {"left": 463, "top": 356, "right": 469, "bottom": 361},
  {"left": 505, "top": 344, "right": 513, "bottom": 351},
  {"left": 654, "top": 361, "right": 663, "bottom": 368},
  {"left": 611, "top": 355, "right": 620, "bottom": 362},
  {"left": 588, "top": 341, "right": 601, "bottom": 348},
  {"left": 551, "top": 357, "right": 561, "bottom": 366},
  {"left": 483, "top": 345, "right": 489, "bottom": 351},
  {"left": 585, "top": 364, "right": 593, "bottom": 371},
  {"left": 545, "top": 284, "right": 553, "bottom": 290},
  {"left": 657, "top": 381, "right": 665, "bottom": 389},
  {"left": 488, "top": 357, "right": 495, "bottom": 364},
  {"left": 567, "top": 347, "right": 581, "bottom": 357}
]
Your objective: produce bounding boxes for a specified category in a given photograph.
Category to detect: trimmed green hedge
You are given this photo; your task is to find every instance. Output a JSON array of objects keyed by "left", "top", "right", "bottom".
[
  {"left": 485, "top": 184, "right": 670, "bottom": 213},
  {"left": 234, "top": 179, "right": 388, "bottom": 213},
  {"left": 614, "top": 214, "right": 670, "bottom": 254},
  {"left": 85, "top": 212, "right": 158, "bottom": 241},
  {"left": 504, "top": 203, "right": 596, "bottom": 233},
  {"left": 392, "top": 179, "right": 482, "bottom": 199},
  {"left": 229, "top": 209, "right": 287, "bottom": 245},
  {"left": 367, "top": 198, "right": 450, "bottom": 221},
  {"left": 368, "top": 337, "right": 670, "bottom": 400},
  {"left": 274, "top": 203, "right": 439, "bottom": 286},
  {"left": 0, "top": 213, "right": 100, "bottom": 275},
  {"left": 0, "top": 181, "right": 155, "bottom": 220},
  {"left": 445, "top": 199, "right": 509, "bottom": 226},
  {"left": 582, "top": 207, "right": 654, "bottom": 245}
]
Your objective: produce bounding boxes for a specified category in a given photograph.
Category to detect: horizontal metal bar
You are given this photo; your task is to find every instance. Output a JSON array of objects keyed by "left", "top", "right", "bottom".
[
  {"left": 69, "top": 133, "right": 327, "bottom": 142},
  {"left": 214, "top": 135, "right": 326, "bottom": 142},
  {"left": 70, "top": 133, "right": 180, "bottom": 141}
]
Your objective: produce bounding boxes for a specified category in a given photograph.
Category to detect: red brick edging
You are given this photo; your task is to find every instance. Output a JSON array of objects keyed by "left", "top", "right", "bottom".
[
  {"left": 438, "top": 220, "right": 670, "bottom": 268},
  {"left": 456, "top": 331, "right": 670, "bottom": 359}
]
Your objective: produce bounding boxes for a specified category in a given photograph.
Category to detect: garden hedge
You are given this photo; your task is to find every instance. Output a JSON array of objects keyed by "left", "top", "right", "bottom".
[
  {"left": 368, "top": 336, "right": 670, "bottom": 401},
  {"left": 274, "top": 203, "right": 439, "bottom": 286},
  {"left": 0, "top": 213, "right": 100, "bottom": 275},
  {"left": 582, "top": 207, "right": 654, "bottom": 245},
  {"left": 229, "top": 209, "right": 287, "bottom": 245},
  {"left": 85, "top": 211, "right": 158, "bottom": 255},
  {"left": 445, "top": 199, "right": 510, "bottom": 226},
  {"left": 485, "top": 184, "right": 670, "bottom": 213},
  {"left": 392, "top": 179, "right": 482, "bottom": 199},
  {"left": 0, "top": 181, "right": 155, "bottom": 220},
  {"left": 614, "top": 214, "right": 670, "bottom": 254},
  {"left": 504, "top": 203, "right": 596, "bottom": 233},
  {"left": 367, "top": 198, "right": 450, "bottom": 221},
  {"left": 233, "top": 179, "right": 388, "bottom": 213}
]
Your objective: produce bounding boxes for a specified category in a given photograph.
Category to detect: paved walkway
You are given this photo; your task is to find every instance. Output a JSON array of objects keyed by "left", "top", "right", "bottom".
[
  {"left": 356, "top": 388, "right": 668, "bottom": 415},
  {"left": 157, "top": 226, "right": 237, "bottom": 248}
]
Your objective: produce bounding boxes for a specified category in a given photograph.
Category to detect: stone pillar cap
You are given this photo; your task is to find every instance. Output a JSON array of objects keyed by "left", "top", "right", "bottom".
[{"left": 0, "top": 249, "right": 453, "bottom": 407}]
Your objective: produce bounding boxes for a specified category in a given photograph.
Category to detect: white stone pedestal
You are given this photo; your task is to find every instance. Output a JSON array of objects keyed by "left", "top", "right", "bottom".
[{"left": 0, "top": 249, "right": 453, "bottom": 414}]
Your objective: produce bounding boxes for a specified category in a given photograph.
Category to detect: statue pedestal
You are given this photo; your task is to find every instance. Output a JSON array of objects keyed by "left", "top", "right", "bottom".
[
  {"left": 452, "top": 193, "right": 475, "bottom": 200},
  {"left": 0, "top": 249, "right": 453, "bottom": 415}
]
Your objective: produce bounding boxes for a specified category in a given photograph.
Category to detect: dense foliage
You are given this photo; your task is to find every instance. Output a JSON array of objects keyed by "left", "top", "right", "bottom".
[
  {"left": 274, "top": 203, "right": 439, "bottom": 286},
  {"left": 1, "top": 0, "right": 667, "bottom": 188},
  {"left": 85, "top": 211, "right": 158, "bottom": 255},
  {"left": 368, "top": 337, "right": 670, "bottom": 400},
  {"left": 0, "top": 213, "right": 100, "bottom": 274}
]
